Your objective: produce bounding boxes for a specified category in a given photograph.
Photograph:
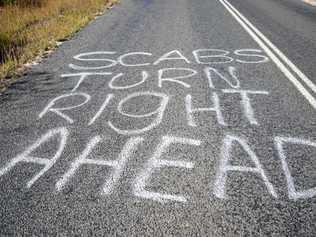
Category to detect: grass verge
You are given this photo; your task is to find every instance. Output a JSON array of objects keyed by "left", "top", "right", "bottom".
[{"left": 0, "top": 0, "right": 118, "bottom": 90}]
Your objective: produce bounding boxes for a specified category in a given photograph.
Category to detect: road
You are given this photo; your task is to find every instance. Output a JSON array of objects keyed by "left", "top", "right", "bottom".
[{"left": 0, "top": 0, "right": 315, "bottom": 236}]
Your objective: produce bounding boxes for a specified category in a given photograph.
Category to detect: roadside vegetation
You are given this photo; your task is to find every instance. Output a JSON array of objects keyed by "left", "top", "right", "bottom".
[{"left": 0, "top": 0, "right": 117, "bottom": 90}]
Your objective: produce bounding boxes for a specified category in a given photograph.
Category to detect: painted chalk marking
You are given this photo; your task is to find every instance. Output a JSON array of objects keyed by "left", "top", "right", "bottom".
[
  {"left": 109, "top": 71, "right": 148, "bottom": 90},
  {"left": 56, "top": 136, "right": 143, "bottom": 194},
  {"left": 88, "top": 94, "right": 114, "bottom": 126},
  {"left": 222, "top": 89, "right": 269, "bottom": 125},
  {"left": 61, "top": 72, "right": 112, "bottom": 92},
  {"left": 118, "top": 52, "right": 152, "bottom": 67},
  {"left": 186, "top": 93, "right": 227, "bottom": 127},
  {"left": 158, "top": 68, "right": 197, "bottom": 88},
  {"left": 38, "top": 92, "right": 91, "bottom": 124},
  {"left": 69, "top": 51, "right": 117, "bottom": 70},
  {"left": 275, "top": 136, "right": 316, "bottom": 200},
  {"left": 133, "top": 135, "right": 201, "bottom": 203},
  {"left": 193, "top": 49, "right": 233, "bottom": 64},
  {"left": 214, "top": 134, "right": 278, "bottom": 199},
  {"left": 108, "top": 91, "right": 169, "bottom": 135},
  {"left": 204, "top": 66, "right": 240, "bottom": 89},
  {"left": 2, "top": 131, "right": 316, "bottom": 202},
  {"left": 68, "top": 49, "right": 268, "bottom": 72},
  {"left": 153, "top": 50, "right": 191, "bottom": 65},
  {"left": 0, "top": 127, "right": 68, "bottom": 188},
  {"left": 234, "top": 49, "right": 269, "bottom": 64}
]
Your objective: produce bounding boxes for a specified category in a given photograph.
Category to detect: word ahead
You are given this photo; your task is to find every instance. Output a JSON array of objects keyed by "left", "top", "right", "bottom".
[{"left": 0, "top": 128, "right": 315, "bottom": 203}]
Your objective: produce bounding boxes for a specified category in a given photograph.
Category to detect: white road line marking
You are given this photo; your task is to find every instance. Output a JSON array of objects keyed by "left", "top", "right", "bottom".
[
  {"left": 219, "top": 0, "right": 316, "bottom": 110},
  {"left": 224, "top": 0, "right": 316, "bottom": 95},
  {"left": 223, "top": 0, "right": 316, "bottom": 95}
]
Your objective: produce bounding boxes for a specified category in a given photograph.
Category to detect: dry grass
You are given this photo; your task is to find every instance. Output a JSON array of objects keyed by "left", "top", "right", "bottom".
[{"left": 0, "top": 0, "right": 117, "bottom": 89}]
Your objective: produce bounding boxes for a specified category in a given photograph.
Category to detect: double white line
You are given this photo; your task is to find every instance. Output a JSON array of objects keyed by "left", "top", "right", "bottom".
[{"left": 219, "top": 0, "right": 316, "bottom": 110}]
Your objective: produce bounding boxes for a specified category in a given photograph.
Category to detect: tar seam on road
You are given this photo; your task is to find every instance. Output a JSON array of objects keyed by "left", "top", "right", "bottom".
[{"left": 219, "top": 0, "right": 316, "bottom": 110}]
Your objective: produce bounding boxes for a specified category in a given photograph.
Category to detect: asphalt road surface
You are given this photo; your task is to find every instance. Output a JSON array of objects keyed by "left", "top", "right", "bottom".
[{"left": 0, "top": 0, "right": 315, "bottom": 236}]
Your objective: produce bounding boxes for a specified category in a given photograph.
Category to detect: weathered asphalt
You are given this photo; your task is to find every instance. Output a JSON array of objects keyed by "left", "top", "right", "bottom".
[
  {"left": 0, "top": 0, "right": 315, "bottom": 236},
  {"left": 231, "top": 0, "right": 316, "bottom": 84}
]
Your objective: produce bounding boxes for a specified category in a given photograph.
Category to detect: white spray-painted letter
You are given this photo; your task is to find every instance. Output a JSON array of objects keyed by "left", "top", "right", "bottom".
[
  {"left": 153, "top": 50, "right": 190, "bottom": 65},
  {"left": 0, "top": 127, "right": 68, "bottom": 188},
  {"left": 158, "top": 68, "right": 197, "bottom": 88},
  {"left": 193, "top": 49, "right": 233, "bottom": 64},
  {"left": 234, "top": 49, "right": 269, "bottom": 64},
  {"left": 38, "top": 92, "right": 91, "bottom": 124},
  {"left": 109, "top": 71, "right": 148, "bottom": 90},
  {"left": 88, "top": 94, "right": 114, "bottom": 126},
  {"left": 204, "top": 66, "right": 240, "bottom": 88},
  {"left": 61, "top": 72, "right": 112, "bottom": 92},
  {"left": 134, "top": 135, "right": 201, "bottom": 203},
  {"left": 69, "top": 51, "right": 117, "bottom": 70},
  {"left": 275, "top": 136, "right": 316, "bottom": 200},
  {"left": 185, "top": 93, "right": 226, "bottom": 127},
  {"left": 118, "top": 52, "right": 152, "bottom": 67},
  {"left": 108, "top": 91, "right": 169, "bottom": 135},
  {"left": 222, "top": 89, "right": 269, "bottom": 125},
  {"left": 56, "top": 136, "right": 143, "bottom": 194},
  {"left": 214, "top": 134, "right": 277, "bottom": 199}
]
